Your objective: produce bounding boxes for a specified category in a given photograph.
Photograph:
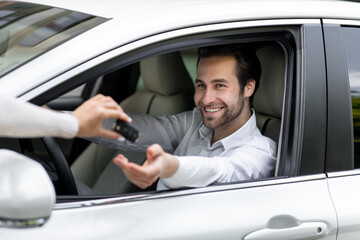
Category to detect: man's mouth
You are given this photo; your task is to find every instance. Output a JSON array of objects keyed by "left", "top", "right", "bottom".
[{"left": 204, "top": 107, "right": 223, "bottom": 113}]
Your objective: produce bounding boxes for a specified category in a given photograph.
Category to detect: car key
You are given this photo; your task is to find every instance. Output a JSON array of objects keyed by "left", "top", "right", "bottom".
[{"left": 112, "top": 119, "right": 140, "bottom": 143}]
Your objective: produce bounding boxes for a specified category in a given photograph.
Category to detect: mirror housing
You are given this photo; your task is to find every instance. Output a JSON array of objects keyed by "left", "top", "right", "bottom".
[{"left": 0, "top": 149, "right": 55, "bottom": 228}]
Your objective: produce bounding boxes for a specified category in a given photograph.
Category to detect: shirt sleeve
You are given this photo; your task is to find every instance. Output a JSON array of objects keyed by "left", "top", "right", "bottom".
[
  {"left": 158, "top": 145, "right": 277, "bottom": 190},
  {"left": 0, "top": 95, "right": 78, "bottom": 138}
]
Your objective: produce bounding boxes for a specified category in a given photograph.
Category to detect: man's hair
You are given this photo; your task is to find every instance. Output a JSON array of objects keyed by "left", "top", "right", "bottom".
[{"left": 197, "top": 43, "right": 261, "bottom": 103}]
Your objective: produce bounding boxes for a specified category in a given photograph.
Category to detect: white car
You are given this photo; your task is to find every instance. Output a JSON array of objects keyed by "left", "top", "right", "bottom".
[{"left": 1, "top": 0, "right": 360, "bottom": 239}]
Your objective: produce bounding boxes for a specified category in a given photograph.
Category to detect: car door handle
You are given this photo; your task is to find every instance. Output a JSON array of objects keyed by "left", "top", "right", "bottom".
[{"left": 244, "top": 216, "right": 328, "bottom": 240}]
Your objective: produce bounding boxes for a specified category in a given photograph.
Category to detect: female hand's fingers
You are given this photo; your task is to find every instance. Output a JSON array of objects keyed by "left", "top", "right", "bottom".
[{"left": 97, "top": 128, "right": 121, "bottom": 139}]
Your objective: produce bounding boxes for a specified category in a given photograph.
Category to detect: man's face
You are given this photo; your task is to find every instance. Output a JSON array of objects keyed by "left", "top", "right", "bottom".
[{"left": 194, "top": 56, "right": 246, "bottom": 130}]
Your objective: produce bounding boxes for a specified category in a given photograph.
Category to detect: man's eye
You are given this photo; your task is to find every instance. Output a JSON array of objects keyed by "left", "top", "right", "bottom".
[
  {"left": 196, "top": 84, "right": 205, "bottom": 88},
  {"left": 216, "top": 84, "right": 225, "bottom": 88}
]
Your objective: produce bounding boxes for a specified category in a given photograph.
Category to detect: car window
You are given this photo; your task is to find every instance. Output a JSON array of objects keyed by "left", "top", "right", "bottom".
[
  {"left": 342, "top": 26, "right": 360, "bottom": 168},
  {"left": 181, "top": 49, "right": 198, "bottom": 81},
  {"left": 68, "top": 41, "right": 287, "bottom": 196},
  {"left": 135, "top": 49, "right": 198, "bottom": 91},
  {"left": 0, "top": 1, "right": 107, "bottom": 78}
]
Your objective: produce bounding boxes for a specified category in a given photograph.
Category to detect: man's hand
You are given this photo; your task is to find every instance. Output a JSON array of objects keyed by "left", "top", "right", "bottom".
[
  {"left": 72, "top": 94, "right": 130, "bottom": 139},
  {"left": 113, "top": 144, "right": 179, "bottom": 189}
]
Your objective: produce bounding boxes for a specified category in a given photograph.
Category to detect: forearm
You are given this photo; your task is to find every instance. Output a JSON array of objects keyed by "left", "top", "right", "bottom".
[
  {"left": 159, "top": 152, "right": 276, "bottom": 189},
  {"left": 160, "top": 156, "right": 228, "bottom": 189},
  {"left": 160, "top": 152, "right": 179, "bottom": 178},
  {"left": 0, "top": 95, "right": 78, "bottom": 138}
]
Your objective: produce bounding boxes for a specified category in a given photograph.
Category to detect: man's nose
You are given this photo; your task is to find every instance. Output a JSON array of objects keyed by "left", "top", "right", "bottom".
[{"left": 202, "top": 88, "right": 216, "bottom": 104}]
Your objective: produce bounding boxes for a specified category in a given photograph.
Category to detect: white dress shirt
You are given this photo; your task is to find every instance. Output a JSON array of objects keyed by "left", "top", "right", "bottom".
[
  {"left": 0, "top": 94, "right": 78, "bottom": 138},
  {"left": 96, "top": 108, "right": 277, "bottom": 190}
]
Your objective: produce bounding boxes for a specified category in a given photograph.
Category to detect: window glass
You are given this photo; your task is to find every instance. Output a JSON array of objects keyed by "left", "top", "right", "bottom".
[
  {"left": 135, "top": 50, "right": 198, "bottom": 91},
  {"left": 0, "top": 1, "right": 107, "bottom": 78},
  {"left": 342, "top": 27, "right": 360, "bottom": 167},
  {"left": 181, "top": 49, "right": 198, "bottom": 82}
]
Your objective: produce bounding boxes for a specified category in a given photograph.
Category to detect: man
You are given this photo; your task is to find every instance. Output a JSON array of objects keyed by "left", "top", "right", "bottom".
[{"left": 97, "top": 44, "right": 276, "bottom": 190}]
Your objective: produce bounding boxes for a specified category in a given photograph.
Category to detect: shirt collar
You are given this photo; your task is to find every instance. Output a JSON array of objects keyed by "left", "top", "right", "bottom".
[
  {"left": 199, "top": 109, "right": 258, "bottom": 150},
  {"left": 199, "top": 124, "right": 212, "bottom": 142}
]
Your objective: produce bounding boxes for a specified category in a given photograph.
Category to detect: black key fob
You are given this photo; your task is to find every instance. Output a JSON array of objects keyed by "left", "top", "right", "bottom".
[{"left": 112, "top": 119, "right": 140, "bottom": 143}]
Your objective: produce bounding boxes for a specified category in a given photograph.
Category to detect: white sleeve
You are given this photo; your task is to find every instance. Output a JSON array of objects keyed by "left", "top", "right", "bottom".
[
  {"left": 158, "top": 147, "right": 276, "bottom": 190},
  {"left": 0, "top": 95, "right": 78, "bottom": 138}
]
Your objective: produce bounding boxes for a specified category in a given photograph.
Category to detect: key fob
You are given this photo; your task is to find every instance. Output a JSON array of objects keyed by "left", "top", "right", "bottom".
[{"left": 112, "top": 119, "right": 140, "bottom": 143}]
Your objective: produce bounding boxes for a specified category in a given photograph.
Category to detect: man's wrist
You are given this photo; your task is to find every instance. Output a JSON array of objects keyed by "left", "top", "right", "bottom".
[{"left": 161, "top": 153, "right": 179, "bottom": 179}]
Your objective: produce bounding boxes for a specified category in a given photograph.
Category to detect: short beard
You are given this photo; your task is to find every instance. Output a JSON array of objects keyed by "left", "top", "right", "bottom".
[{"left": 202, "top": 95, "right": 245, "bottom": 130}]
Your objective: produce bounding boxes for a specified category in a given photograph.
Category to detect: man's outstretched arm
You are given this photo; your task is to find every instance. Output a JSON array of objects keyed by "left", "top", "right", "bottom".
[{"left": 114, "top": 142, "right": 276, "bottom": 190}]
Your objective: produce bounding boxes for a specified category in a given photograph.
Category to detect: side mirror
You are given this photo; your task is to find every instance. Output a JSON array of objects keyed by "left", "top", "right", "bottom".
[{"left": 0, "top": 149, "right": 55, "bottom": 228}]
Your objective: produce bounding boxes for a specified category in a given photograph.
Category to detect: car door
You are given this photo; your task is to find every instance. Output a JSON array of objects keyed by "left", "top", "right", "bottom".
[
  {"left": 323, "top": 20, "right": 360, "bottom": 239},
  {"left": 1, "top": 20, "right": 338, "bottom": 239}
]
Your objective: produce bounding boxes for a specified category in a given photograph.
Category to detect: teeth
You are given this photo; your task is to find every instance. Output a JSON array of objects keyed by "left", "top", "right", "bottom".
[{"left": 205, "top": 107, "right": 221, "bottom": 113}]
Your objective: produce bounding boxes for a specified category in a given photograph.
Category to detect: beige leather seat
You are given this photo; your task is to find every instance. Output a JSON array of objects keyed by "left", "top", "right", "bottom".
[
  {"left": 71, "top": 52, "right": 195, "bottom": 194},
  {"left": 253, "top": 43, "right": 285, "bottom": 144}
]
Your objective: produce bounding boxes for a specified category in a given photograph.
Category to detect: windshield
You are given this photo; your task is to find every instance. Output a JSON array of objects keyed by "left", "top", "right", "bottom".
[{"left": 0, "top": 1, "right": 107, "bottom": 77}]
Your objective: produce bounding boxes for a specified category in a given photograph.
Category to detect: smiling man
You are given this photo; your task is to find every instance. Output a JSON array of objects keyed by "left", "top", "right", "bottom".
[
  {"left": 96, "top": 44, "right": 276, "bottom": 190},
  {"left": 195, "top": 52, "right": 254, "bottom": 146}
]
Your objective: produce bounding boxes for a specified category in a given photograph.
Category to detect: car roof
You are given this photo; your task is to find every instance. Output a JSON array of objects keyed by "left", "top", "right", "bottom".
[
  {"left": 2, "top": 0, "right": 360, "bottom": 98},
  {"left": 17, "top": 0, "right": 360, "bottom": 21}
]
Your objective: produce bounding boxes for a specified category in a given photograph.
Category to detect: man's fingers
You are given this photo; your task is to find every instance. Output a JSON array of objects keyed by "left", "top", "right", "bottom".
[
  {"left": 114, "top": 149, "right": 163, "bottom": 189},
  {"left": 114, "top": 155, "right": 147, "bottom": 176},
  {"left": 114, "top": 156, "right": 159, "bottom": 186},
  {"left": 126, "top": 162, "right": 151, "bottom": 177},
  {"left": 147, "top": 144, "right": 163, "bottom": 161},
  {"left": 124, "top": 166, "right": 158, "bottom": 189},
  {"left": 113, "top": 154, "right": 129, "bottom": 168}
]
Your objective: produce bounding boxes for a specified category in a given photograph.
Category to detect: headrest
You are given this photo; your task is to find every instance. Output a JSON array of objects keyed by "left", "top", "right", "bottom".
[
  {"left": 253, "top": 43, "right": 285, "bottom": 118},
  {"left": 140, "top": 52, "right": 194, "bottom": 96}
]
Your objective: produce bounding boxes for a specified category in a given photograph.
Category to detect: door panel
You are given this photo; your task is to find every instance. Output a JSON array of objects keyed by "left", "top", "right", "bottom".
[
  {"left": 1, "top": 177, "right": 337, "bottom": 239},
  {"left": 327, "top": 173, "right": 360, "bottom": 240}
]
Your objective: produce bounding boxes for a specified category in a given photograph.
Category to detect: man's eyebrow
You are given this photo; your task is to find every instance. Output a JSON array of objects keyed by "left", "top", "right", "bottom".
[
  {"left": 195, "top": 79, "right": 229, "bottom": 84},
  {"left": 211, "top": 78, "right": 229, "bottom": 83},
  {"left": 195, "top": 79, "right": 203, "bottom": 84}
]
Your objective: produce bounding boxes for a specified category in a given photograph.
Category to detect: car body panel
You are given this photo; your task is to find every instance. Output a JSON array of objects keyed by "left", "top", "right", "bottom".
[
  {"left": 18, "top": 0, "right": 360, "bottom": 22},
  {"left": 327, "top": 172, "right": 360, "bottom": 240},
  {"left": 1, "top": 175, "right": 337, "bottom": 239}
]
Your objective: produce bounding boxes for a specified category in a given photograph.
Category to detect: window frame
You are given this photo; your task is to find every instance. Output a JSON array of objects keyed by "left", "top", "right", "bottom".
[
  {"left": 16, "top": 19, "right": 325, "bottom": 202},
  {"left": 322, "top": 20, "right": 355, "bottom": 173}
]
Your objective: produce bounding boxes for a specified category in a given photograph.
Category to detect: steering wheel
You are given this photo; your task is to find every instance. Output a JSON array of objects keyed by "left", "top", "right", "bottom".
[{"left": 42, "top": 137, "right": 78, "bottom": 195}]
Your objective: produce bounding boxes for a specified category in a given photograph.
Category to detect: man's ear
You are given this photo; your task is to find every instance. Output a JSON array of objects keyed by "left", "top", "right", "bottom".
[{"left": 244, "top": 79, "right": 255, "bottom": 98}]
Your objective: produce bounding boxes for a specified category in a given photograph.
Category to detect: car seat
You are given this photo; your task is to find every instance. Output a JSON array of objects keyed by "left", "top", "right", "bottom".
[
  {"left": 71, "top": 52, "right": 195, "bottom": 194},
  {"left": 253, "top": 43, "right": 285, "bottom": 144}
]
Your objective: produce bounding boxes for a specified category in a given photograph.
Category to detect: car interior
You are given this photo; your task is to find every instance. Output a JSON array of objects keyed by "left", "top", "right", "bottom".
[
  {"left": 0, "top": 41, "right": 286, "bottom": 196},
  {"left": 69, "top": 41, "right": 285, "bottom": 195},
  {"left": 71, "top": 51, "right": 196, "bottom": 194}
]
